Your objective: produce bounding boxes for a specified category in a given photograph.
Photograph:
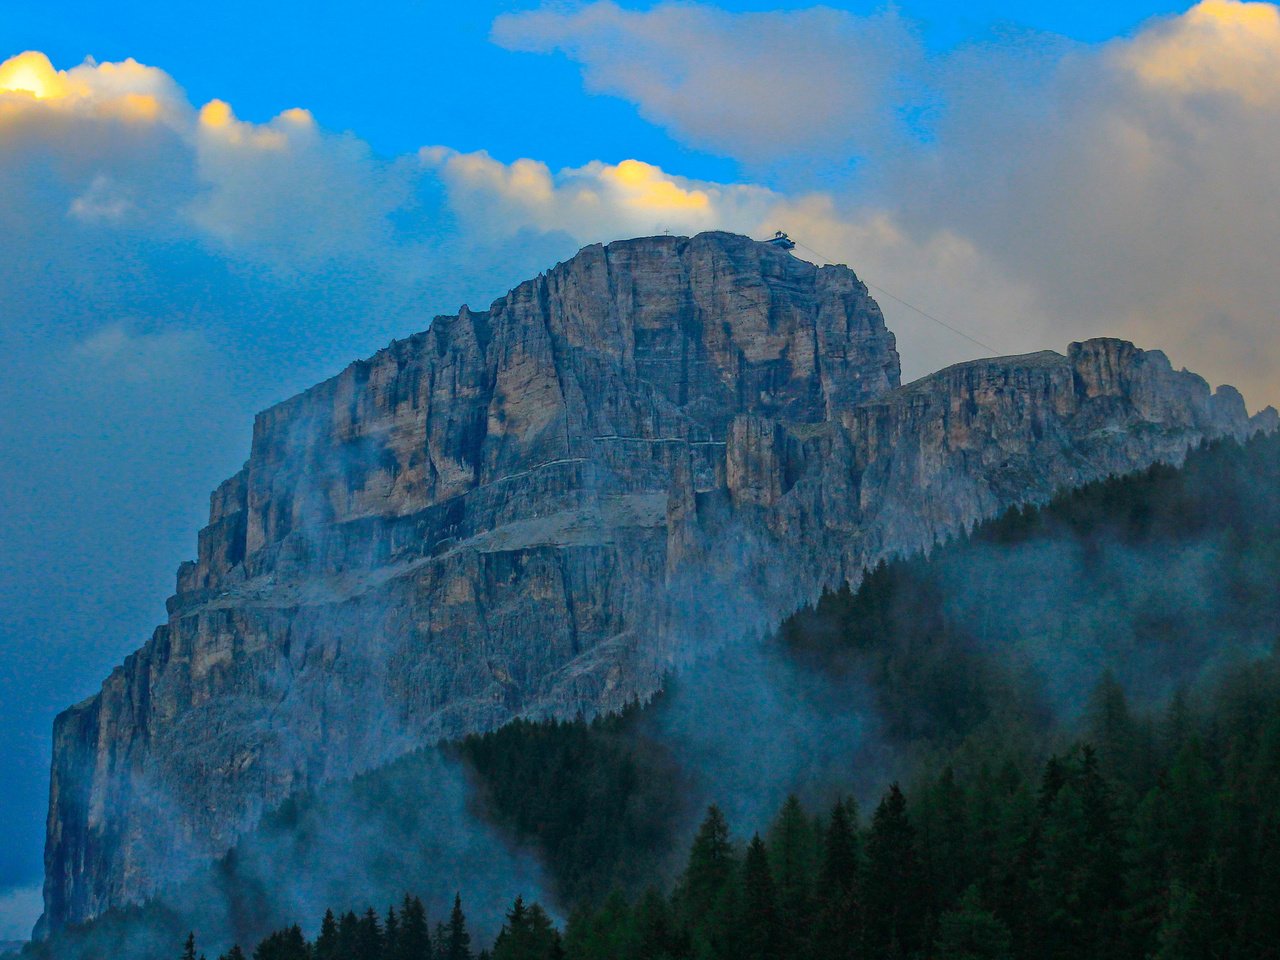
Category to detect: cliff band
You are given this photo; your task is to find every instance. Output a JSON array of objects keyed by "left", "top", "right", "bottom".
[{"left": 39, "top": 232, "right": 1267, "bottom": 935}]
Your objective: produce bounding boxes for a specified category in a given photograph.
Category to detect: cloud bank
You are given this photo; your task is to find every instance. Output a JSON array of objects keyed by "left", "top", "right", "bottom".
[
  {"left": 494, "top": 0, "right": 1280, "bottom": 405},
  {"left": 491, "top": 2, "right": 917, "bottom": 164}
]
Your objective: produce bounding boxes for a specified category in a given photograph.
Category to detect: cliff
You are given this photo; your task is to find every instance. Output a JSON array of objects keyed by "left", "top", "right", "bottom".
[{"left": 37, "top": 232, "right": 1266, "bottom": 935}]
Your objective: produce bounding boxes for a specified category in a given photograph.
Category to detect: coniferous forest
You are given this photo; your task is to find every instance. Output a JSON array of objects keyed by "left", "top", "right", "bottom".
[
  {"left": 27, "top": 431, "right": 1280, "bottom": 960},
  {"left": 172, "top": 651, "right": 1280, "bottom": 960}
]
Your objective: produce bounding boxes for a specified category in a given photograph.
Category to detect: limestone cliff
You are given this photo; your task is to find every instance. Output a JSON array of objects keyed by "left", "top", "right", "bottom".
[{"left": 37, "top": 232, "right": 1265, "bottom": 935}]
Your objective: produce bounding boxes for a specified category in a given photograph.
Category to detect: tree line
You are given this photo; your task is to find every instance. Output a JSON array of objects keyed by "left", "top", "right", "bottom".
[{"left": 184, "top": 653, "right": 1280, "bottom": 960}]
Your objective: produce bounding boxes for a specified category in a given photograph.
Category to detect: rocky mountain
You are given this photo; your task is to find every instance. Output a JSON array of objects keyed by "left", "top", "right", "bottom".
[{"left": 37, "top": 231, "right": 1270, "bottom": 937}]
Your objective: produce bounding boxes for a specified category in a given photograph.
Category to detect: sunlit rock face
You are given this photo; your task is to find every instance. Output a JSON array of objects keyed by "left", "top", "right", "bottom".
[{"left": 38, "top": 232, "right": 1263, "bottom": 935}]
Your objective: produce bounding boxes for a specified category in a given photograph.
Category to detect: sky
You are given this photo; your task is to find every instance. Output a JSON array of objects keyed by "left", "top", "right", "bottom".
[{"left": 1, "top": 0, "right": 1278, "bottom": 939}]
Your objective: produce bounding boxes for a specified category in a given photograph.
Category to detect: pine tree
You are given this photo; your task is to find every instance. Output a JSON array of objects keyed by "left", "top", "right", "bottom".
[
  {"left": 631, "top": 887, "right": 679, "bottom": 960},
  {"left": 741, "top": 835, "right": 780, "bottom": 960},
  {"left": 340, "top": 912, "right": 361, "bottom": 959},
  {"left": 678, "top": 805, "right": 740, "bottom": 960},
  {"left": 442, "top": 893, "right": 473, "bottom": 960},
  {"left": 315, "top": 909, "right": 340, "bottom": 960},
  {"left": 356, "top": 907, "right": 383, "bottom": 960},
  {"left": 182, "top": 932, "right": 198, "bottom": 960},
  {"left": 385, "top": 906, "right": 401, "bottom": 960},
  {"left": 918, "top": 767, "right": 972, "bottom": 912},
  {"left": 812, "top": 799, "right": 862, "bottom": 960},
  {"left": 767, "top": 795, "right": 816, "bottom": 957},
  {"left": 491, "top": 900, "right": 561, "bottom": 960},
  {"left": 818, "top": 798, "right": 860, "bottom": 894},
  {"left": 678, "top": 806, "right": 736, "bottom": 922},
  {"left": 398, "top": 896, "right": 431, "bottom": 960},
  {"left": 252, "top": 925, "right": 309, "bottom": 960},
  {"left": 864, "top": 783, "right": 927, "bottom": 959},
  {"left": 217, "top": 947, "right": 247, "bottom": 960}
]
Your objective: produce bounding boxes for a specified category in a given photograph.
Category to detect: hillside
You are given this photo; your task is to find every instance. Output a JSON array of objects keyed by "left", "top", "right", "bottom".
[
  {"left": 40, "top": 232, "right": 1264, "bottom": 937},
  {"left": 29, "top": 430, "right": 1280, "bottom": 960}
]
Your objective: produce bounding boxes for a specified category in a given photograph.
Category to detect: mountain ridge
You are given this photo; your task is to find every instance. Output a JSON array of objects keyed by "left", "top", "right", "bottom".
[{"left": 37, "top": 231, "right": 1271, "bottom": 937}]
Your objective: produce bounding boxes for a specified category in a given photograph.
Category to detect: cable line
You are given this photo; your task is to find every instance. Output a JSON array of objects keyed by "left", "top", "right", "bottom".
[{"left": 790, "top": 239, "right": 1001, "bottom": 356}]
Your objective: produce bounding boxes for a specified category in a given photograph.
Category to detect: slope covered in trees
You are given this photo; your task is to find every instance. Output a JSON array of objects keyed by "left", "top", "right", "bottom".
[
  {"left": 166, "top": 655, "right": 1280, "bottom": 960},
  {"left": 28, "top": 432, "right": 1280, "bottom": 960}
]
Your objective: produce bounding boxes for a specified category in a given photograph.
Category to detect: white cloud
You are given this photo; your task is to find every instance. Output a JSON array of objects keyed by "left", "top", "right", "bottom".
[
  {"left": 492, "top": 1, "right": 918, "bottom": 164},
  {"left": 72, "top": 323, "right": 211, "bottom": 384},
  {"left": 492, "top": 0, "right": 1280, "bottom": 407},
  {"left": 68, "top": 174, "right": 133, "bottom": 222}
]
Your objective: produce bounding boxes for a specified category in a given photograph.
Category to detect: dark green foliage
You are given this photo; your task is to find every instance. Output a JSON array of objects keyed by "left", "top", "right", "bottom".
[
  {"left": 456, "top": 706, "right": 690, "bottom": 905},
  {"left": 35, "top": 432, "right": 1280, "bottom": 960},
  {"left": 864, "top": 784, "right": 927, "bottom": 958},
  {"left": 395, "top": 897, "right": 431, "bottom": 960},
  {"left": 251, "top": 925, "right": 308, "bottom": 960},
  {"left": 490, "top": 897, "right": 562, "bottom": 960},
  {"left": 739, "top": 836, "right": 779, "bottom": 960},
  {"left": 935, "top": 886, "right": 1012, "bottom": 960},
  {"left": 356, "top": 908, "right": 382, "bottom": 960},
  {"left": 441, "top": 894, "right": 472, "bottom": 960}
]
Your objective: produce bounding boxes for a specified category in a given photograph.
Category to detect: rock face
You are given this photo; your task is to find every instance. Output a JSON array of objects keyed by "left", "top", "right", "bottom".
[{"left": 38, "top": 232, "right": 1266, "bottom": 935}]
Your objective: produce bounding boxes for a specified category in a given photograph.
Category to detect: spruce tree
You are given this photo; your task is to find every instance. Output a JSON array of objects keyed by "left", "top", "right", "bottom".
[
  {"left": 864, "top": 783, "right": 927, "bottom": 959},
  {"left": 631, "top": 887, "right": 679, "bottom": 960},
  {"left": 385, "top": 906, "right": 401, "bottom": 960},
  {"left": 356, "top": 907, "right": 383, "bottom": 960},
  {"left": 315, "top": 909, "right": 339, "bottom": 960},
  {"left": 740, "top": 835, "right": 780, "bottom": 960},
  {"left": 813, "top": 799, "right": 863, "bottom": 960},
  {"left": 766, "top": 795, "right": 816, "bottom": 957},
  {"left": 398, "top": 896, "right": 431, "bottom": 960},
  {"left": 182, "top": 932, "right": 198, "bottom": 960},
  {"left": 679, "top": 806, "right": 736, "bottom": 922},
  {"left": 339, "top": 912, "right": 361, "bottom": 959},
  {"left": 443, "top": 893, "right": 473, "bottom": 960}
]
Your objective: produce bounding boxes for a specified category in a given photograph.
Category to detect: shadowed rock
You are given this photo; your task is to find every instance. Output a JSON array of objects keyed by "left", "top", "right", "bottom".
[{"left": 37, "top": 231, "right": 1268, "bottom": 936}]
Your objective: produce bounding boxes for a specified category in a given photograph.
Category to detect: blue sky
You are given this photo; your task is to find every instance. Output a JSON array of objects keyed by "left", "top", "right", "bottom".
[
  {"left": 5, "top": 1, "right": 1192, "bottom": 175},
  {"left": 1, "top": 0, "right": 1278, "bottom": 940}
]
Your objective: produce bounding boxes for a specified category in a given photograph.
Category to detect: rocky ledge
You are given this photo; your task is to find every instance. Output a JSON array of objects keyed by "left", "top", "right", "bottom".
[{"left": 37, "top": 232, "right": 1272, "bottom": 936}]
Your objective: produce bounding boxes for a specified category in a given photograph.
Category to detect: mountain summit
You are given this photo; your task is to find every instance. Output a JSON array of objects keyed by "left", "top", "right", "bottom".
[{"left": 38, "top": 231, "right": 1266, "bottom": 936}]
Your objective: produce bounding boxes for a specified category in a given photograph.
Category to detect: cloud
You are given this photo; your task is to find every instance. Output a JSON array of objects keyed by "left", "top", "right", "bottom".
[
  {"left": 189, "top": 98, "right": 409, "bottom": 267},
  {"left": 902, "top": 0, "right": 1280, "bottom": 403},
  {"left": 492, "top": 1, "right": 918, "bottom": 164},
  {"left": 1123, "top": 0, "right": 1280, "bottom": 103},
  {"left": 421, "top": 148, "right": 771, "bottom": 240},
  {"left": 71, "top": 322, "right": 211, "bottom": 384},
  {"left": 5, "top": 5, "right": 1280, "bottom": 910},
  {"left": 494, "top": 1, "right": 1280, "bottom": 407},
  {"left": 0, "top": 50, "right": 185, "bottom": 127}
]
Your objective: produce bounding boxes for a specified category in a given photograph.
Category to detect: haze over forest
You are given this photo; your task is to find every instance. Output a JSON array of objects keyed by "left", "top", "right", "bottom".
[{"left": 2, "top": 0, "right": 1280, "bottom": 950}]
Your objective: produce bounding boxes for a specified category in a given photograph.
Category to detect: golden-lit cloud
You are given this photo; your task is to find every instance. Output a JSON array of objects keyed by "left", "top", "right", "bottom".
[
  {"left": 196, "top": 99, "right": 315, "bottom": 150},
  {"left": 0, "top": 50, "right": 180, "bottom": 125},
  {"left": 1123, "top": 0, "right": 1280, "bottom": 103},
  {"left": 421, "top": 148, "right": 772, "bottom": 243},
  {"left": 0, "top": 51, "right": 66, "bottom": 99}
]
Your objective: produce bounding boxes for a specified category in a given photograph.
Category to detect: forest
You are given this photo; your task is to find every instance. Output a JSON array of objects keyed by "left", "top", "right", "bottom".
[
  {"left": 27, "top": 431, "right": 1280, "bottom": 960},
  {"left": 190, "top": 653, "right": 1280, "bottom": 960}
]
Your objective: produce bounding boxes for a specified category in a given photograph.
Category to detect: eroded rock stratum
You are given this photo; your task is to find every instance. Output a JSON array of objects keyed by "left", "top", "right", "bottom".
[{"left": 39, "top": 232, "right": 1268, "bottom": 935}]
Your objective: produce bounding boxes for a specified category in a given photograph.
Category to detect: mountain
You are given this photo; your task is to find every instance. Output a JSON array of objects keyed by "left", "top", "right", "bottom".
[
  {"left": 37, "top": 231, "right": 1269, "bottom": 937},
  {"left": 30, "top": 430, "right": 1280, "bottom": 960}
]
